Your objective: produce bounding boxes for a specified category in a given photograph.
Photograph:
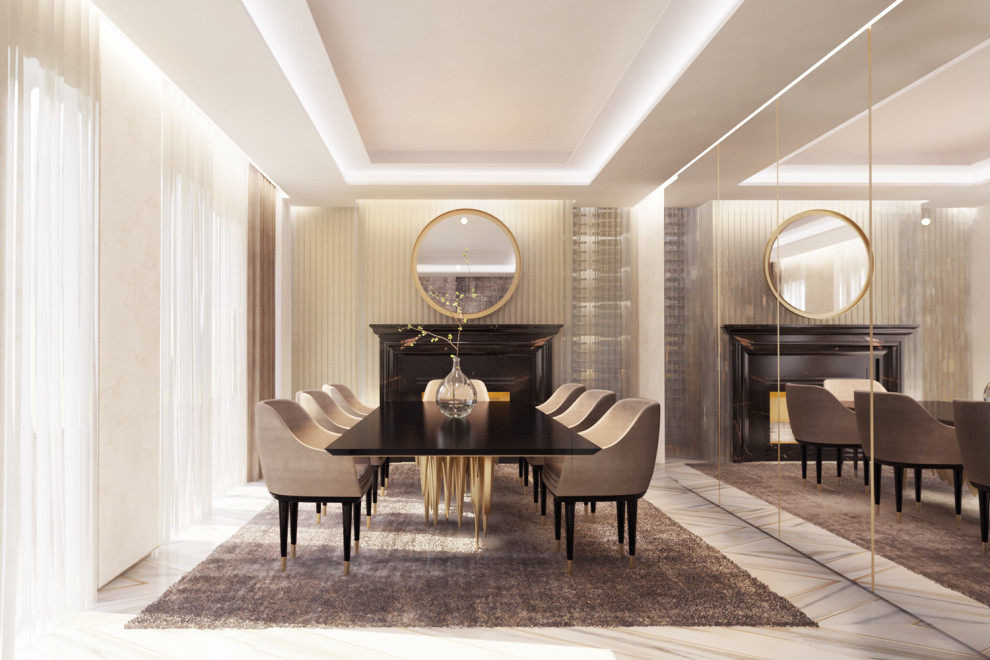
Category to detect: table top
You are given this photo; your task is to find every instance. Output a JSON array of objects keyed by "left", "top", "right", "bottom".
[
  {"left": 325, "top": 401, "right": 602, "bottom": 457},
  {"left": 842, "top": 398, "right": 954, "bottom": 425}
]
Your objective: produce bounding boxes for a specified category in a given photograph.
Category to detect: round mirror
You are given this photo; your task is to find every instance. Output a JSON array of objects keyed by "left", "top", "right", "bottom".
[
  {"left": 411, "top": 209, "right": 521, "bottom": 319},
  {"left": 763, "top": 209, "right": 873, "bottom": 319}
]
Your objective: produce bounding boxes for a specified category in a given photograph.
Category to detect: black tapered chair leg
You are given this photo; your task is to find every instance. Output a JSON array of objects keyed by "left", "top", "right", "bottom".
[
  {"left": 365, "top": 486, "right": 372, "bottom": 524},
  {"left": 894, "top": 466, "right": 905, "bottom": 521},
  {"left": 540, "top": 477, "right": 548, "bottom": 523},
  {"left": 341, "top": 502, "right": 352, "bottom": 575},
  {"left": 836, "top": 448, "right": 844, "bottom": 482},
  {"left": 564, "top": 501, "right": 576, "bottom": 574},
  {"left": 553, "top": 496, "right": 562, "bottom": 552},
  {"left": 289, "top": 501, "right": 299, "bottom": 559},
  {"left": 864, "top": 455, "right": 870, "bottom": 488},
  {"left": 815, "top": 446, "right": 823, "bottom": 490},
  {"left": 617, "top": 498, "right": 626, "bottom": 545},
  {"left": 627, "top": 499, "right": 638, "bottom": 568},
  {"left": 278, "top": 500, "right": 289, "bottom": 571},
  {"left": 874, "top": 462, "right": 883, "bottom": 508},
  {"left": 953, "top": 467, "right": 963, "bottom": 524},
  {"left": 914, "top": 467, "right": 922, "bottom": 510},
  {"left": 353, "top": 500, "right": 361, "bottom": 554},
  {"left": 372, "top": 466, "right": 380, "bottom": 505},
  {"left": 532, "top": 465, "right": 541, "bottom": 505},
  {"left": 978, "top": 489, "right": 989, "bottom": 553},
  {"left": 523, "top": 461, "right": 529, "bottom": 488},
  {"left": 519, "top": 458, "right": 524, "bottom": 480},
  {"left": 853, "top": 447, "right": 859, "bottom": 471},
  {"left": 800, "top": 444, "right": 808, "bottom": 483}
]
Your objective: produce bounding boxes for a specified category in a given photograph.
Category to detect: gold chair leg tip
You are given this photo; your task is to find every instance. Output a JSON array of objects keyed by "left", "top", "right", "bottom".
[
  {"left": 317, "top": 514, "right": 322, "bottom": 525},
  {"left": 566, "top": 560, "right": 573, "bottom": 575},
  {"left": 555, "top": 540, "right": 561, "bottom": 553},
  {"left": 280, "top": 557, "right": 286, "bottom": 571},
  {"left": 916, "top": 502, "right": 921, "bottom": 511},
  {"left": 837, "top": 477, "right": 842, "bottom": 487},
  {"left": 373, "top": 503, "right": 378, "bottom": 515},
  {"left": 629, "top": 556, "right": 636, "bottom": 569},
  {"left": 896, "top": 512, "right": 902, "bottom": 523},
  {"left": 956, "top": 515, "right": 962, "bottom": 525},
  {"left": 982, "top": 542, "right": 987, "bottom": 555},
  {"left": 344, "top": 561, "right": 350, "bottom": 576},
  {"left": 817, "top": 484, "right": 822, "bottom": 494},
  {"left": 355, "top": 540, "right": 360, "bottom": 554},
  {"left": 367, "top": 518, "right": 371, "bottom": 529},
  {"left": 290, "top": 544, "right": 296, "bottom": 558}
]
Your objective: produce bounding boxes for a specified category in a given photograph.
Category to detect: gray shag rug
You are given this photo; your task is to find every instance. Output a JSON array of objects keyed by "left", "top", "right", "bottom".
[
  {"left": 690, "top": 461, "right": 990, "bottom": 607},
  {"left": 127, "top": 463, "right": 814, "bottom": 629}
]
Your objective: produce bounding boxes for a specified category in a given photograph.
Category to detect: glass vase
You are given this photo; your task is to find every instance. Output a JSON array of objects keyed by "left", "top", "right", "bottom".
[{"left": 436, "top": 356, "right": 477, "bottom": 418}]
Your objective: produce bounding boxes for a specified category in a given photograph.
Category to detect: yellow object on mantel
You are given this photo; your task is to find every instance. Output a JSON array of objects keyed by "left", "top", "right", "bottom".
[{"left": 488, "top": 391, "right": 510, "bottom": 402}]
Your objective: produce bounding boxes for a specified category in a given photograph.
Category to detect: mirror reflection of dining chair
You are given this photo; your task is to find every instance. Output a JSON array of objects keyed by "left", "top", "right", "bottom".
[
  {"left": 952, "top": 400, "right": 990, "bottom": 554},
  {"left": 298, "top": 389, "right": 384, "bottom": 520},
  {"left": 823, "top": 378, "right": 886, "bottom": 472},
  {"left": 255, "top": 399, "right": 373, "bottom": 575},
  {"left": 538, "top": 389, "right": 615, "bottom": 525},
  {"left": 542, "top": 397, "right": 661, "bottom": 574},
  {"left": 527, "top": 383, "right": 586, "bottom": 508},
  {"left": 785, "top": 383, "right": 861, "bottom": 492},
  {"left": 854, "top": 391, "right": 964, "bottom": 524}
]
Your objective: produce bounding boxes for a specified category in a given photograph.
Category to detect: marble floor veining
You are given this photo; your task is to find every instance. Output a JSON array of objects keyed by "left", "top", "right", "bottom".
[{"left": 18, "top": 462, "right": 990, "bottom": 659}]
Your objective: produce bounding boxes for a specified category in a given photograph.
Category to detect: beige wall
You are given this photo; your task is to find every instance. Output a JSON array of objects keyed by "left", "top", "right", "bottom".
[
  {"left": 292, "top": 200, "right": 572, "bottom": 403},
  {"left": 972, "top": 204, "right": 990, "bottom": 399},
  {"left": 97, "top": 21, "right": 162, "bottom": 586},
  {"left": 631, "top": 187, "right": 665, "bottom": 461}
]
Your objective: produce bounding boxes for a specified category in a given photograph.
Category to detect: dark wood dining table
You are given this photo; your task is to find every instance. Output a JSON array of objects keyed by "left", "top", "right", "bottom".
[{"left": 326, "top": 400, "right": 601, "bottom": 546}]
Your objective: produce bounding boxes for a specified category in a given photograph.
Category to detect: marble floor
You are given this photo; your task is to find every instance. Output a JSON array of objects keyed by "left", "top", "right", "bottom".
[{"left": 19, "top": 461, "right": 990, "bottom": 659}]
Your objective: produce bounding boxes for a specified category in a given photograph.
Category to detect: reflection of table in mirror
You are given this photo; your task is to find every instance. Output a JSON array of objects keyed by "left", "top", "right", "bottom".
[
  {"left": 844, "top": 398, "right": 953, "bottom": 425},
  {"left": 326, "top": 401, "right": 600, "bottom": 548}
]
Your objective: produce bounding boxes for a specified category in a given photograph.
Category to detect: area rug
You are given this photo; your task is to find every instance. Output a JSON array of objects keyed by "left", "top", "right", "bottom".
[
  {"left": 127, "top": 463, "right": 813, "bottom": 629},
  {"left": 690, "top": 461, "right": 990, "bottom": 607}
]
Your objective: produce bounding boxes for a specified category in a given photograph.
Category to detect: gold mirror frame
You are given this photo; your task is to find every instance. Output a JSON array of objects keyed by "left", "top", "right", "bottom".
[
  {"left": 411, "top": 208, "right": 521, "bottom": 319},
  {"left": 763, "top": 208, "right": 874, "bottom": 320}
]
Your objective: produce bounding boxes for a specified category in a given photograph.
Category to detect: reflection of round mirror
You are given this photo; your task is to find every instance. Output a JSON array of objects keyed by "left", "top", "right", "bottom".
[
  {"left": 411, "top": 208, "right": 521, "bottom": 319},
  {"left": 763, "top": 209, "right": 873, "bottom": 319}
]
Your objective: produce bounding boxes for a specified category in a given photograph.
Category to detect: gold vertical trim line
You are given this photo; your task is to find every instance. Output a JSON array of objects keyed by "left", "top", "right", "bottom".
[
  {"left": 716, "top": 145, "right": 722, "bottom": 505},
  {"left": 868, "top": 26, "right": 876, "bottom": 593},
  {"left": 776, "top": 99, "right": 782, "bottom": 539}
]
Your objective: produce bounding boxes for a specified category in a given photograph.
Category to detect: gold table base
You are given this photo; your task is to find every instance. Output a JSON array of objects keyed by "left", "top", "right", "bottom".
[{"left": 417, "top": 456, "right": 494, "bottom": 549}]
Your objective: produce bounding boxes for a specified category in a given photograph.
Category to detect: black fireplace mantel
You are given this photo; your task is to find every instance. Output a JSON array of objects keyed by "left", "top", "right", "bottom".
[
  {"left": 370, "top": 324, "right": 563, "bottom": 404},
  {"left": 723, "top": 324, "right": 917, "bottom": 462}
]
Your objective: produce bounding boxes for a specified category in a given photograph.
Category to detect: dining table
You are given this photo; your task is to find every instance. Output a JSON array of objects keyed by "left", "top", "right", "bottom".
[{"left": 325, "top": 400, "right": 601, "bottom": 547}]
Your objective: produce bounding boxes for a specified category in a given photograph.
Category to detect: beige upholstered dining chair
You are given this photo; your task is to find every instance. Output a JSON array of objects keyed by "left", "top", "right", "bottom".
[
  {"left": 255, "top": 399, "right": 374, "bottom": 575},
  {"left": 854, "top": 391, "right": 964, "bottom": 523},
  {"left": 533, "top": 389, "right": 615, "bottom": 523},
  {"left": 324, "top": 383, "right": 374, "bottom": 417},
  {"left": 542, "top": 397, "right": 661, "bottom": 574},
  {"left": 822, "top": 378, "right": 886, "bottom": 471},
  {"left": 785, "top": 383, "right": 862, "bottom": 492},
  {"left": 952, "top": 400, "right": 990, "bottom": 554},
  {"left": 526, "top": 383, "right": 586, "bottom": 504},
  {"left": 298, "top": 389, "right": 385, "bottom": 517}
]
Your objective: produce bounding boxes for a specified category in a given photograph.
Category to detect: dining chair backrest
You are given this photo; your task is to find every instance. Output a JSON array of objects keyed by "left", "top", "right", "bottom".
[
  {"left": 536, "top": 382, "right": 586, "bottom": 416},
  {"left": 553, "top": 398, "right": 661, "bottom": 497},
  {"left": 255, "top": 399, "right": 362, "bottom": 498},
  {"left": 785, "top": 383, "right": 858, "bottom": 446},
  {"left": 853, "top": 391, "right": 961, "bottom": 465},
  {"left": 823, "top": 378, "right": 886, "bottom": 406},
  {"left": 296, "top": 389, "right": 361, "bottom": 433},
  {"left": 324, "top": 384, "right": 374, "bottom": 417},
  {"left": 952, "top": 399, "right": 990, "bottom": 487},
  {"left": 554, "top": 389, "right": 615, "bottom": 433}
]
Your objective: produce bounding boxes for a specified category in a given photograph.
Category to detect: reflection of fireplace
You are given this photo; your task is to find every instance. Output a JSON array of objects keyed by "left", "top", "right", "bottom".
[{"left": 725, "top": 324, "right": 917, "bottom": 462}]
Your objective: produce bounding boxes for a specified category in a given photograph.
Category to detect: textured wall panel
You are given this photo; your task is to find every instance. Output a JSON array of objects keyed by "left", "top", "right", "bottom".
[
  {"left": 293, "top": 200, "right": 571, "bottom": 406},
  {"left": 291, "top": 207, "right": 358, "bottom": 394}
]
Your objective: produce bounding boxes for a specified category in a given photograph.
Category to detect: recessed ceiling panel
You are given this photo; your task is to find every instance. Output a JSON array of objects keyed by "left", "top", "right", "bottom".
[{"left": 307, "top": 0, "right": 670, "bottom": 165}]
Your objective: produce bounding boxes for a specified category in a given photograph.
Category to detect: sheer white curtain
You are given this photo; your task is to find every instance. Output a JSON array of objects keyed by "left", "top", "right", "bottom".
[
  {"left": 0, "top": 0, "right": 100, "bottom": 653},
  {"left": 160, "top": 82, "right": 248, "bottom": 542}
]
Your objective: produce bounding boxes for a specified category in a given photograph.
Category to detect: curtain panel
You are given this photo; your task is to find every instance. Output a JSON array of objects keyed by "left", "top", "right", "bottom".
[
  {"left": 247, "top": 166, "right": 276, "bottom": 482},
  {"left": 0, "top": 0, "right": 100, "bottom": 653},
  {"left": 160, "top": 82, "right": 249, "bottom": 542}
]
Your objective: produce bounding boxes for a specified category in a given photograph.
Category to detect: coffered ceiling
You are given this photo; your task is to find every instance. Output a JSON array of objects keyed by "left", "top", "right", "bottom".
[{"left": 91, "top": 0, "right": 990, "bottom": 208}]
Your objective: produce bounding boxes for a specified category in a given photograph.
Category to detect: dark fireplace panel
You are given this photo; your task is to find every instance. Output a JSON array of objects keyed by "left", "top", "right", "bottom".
[
  {"left": 371, "top": 324, "right": 563, "bottom": 404},
  {"left": 725, "top": 324, "right": 917, "bottom": 462}
]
